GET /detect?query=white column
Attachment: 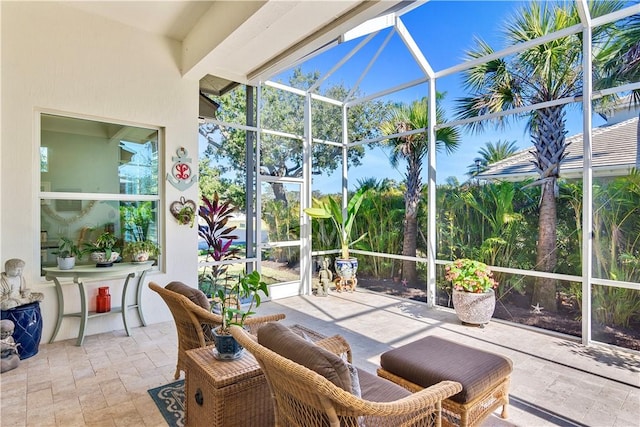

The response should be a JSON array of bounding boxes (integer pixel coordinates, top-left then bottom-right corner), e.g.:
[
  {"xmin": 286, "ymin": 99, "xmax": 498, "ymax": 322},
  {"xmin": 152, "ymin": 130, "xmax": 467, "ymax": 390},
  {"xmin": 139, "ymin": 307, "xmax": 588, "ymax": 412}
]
[
  {"xmin": 578, "ymin": 0, "xmax": 593, "ymax": 345},
  {"xmin": 427, "ymin": 78, "xmax": 437, "ymax": 308}
]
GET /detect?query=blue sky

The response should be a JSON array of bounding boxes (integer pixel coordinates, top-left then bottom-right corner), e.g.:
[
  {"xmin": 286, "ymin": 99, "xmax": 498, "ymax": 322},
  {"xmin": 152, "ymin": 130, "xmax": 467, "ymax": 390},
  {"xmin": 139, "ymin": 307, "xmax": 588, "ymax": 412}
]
[{"xmin": 271, "ymin": 0, "xmax": 611, "ymax": 191}]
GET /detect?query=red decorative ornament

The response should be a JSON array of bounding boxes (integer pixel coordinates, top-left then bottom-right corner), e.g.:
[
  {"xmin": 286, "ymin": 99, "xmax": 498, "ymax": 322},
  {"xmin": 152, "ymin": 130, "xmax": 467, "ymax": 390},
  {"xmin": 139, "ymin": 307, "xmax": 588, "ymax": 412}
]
[
  {"xmin": 167, "ymin": 147, "xmax": 196, "ymax": 190},
  {"xmin": 96, "ymin": 287, "xmax": 111, "ymax": 313}
]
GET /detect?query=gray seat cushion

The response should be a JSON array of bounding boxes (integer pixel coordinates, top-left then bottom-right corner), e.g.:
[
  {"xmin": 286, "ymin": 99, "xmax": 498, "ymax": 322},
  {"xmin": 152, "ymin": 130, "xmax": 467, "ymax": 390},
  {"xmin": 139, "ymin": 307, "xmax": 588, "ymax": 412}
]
[
  {"xmin": 380, "ymin": 336, "xmax": 512, "ymax": 404},
  {"xmin": 165, "ymin": 281, "xmax": 210, "ymax": 311},
  {"xmin": 357, "ymin": 368, "xmax": 411, "ymax": 402},
  {"xmin": 258, "ymin": 322, "xmax": 352, "ymax": 393}
]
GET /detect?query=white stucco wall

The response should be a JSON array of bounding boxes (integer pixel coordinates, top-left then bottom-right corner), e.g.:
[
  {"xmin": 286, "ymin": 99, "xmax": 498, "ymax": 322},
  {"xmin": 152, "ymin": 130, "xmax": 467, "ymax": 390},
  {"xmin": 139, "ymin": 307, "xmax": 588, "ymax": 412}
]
[{"xmin": 1, "ymin": 2, "xmax": 200, "ymax": 342}]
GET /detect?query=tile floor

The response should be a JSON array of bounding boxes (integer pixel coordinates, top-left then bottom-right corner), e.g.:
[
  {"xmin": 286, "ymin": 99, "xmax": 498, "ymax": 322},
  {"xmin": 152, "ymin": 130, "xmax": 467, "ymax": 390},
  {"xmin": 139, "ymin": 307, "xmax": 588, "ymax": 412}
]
[{"xmin": 1, "ymin": 289, "xmax": 639, "ymax": 426}]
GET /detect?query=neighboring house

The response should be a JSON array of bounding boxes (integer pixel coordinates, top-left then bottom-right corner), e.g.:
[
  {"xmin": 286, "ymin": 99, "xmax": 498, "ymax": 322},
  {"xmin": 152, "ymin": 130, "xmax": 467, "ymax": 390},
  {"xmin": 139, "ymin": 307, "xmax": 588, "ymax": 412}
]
[{"xmin": 480, "ymin": 108, "xmax": 639, "ymax": 182}]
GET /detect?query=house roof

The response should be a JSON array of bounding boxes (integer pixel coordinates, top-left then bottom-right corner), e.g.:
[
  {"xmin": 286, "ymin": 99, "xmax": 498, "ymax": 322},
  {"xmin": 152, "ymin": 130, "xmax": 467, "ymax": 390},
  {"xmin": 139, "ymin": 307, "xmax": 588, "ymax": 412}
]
[{"xmin": 479, "ymin": 116, "xmax": 640, "ymax": 181}]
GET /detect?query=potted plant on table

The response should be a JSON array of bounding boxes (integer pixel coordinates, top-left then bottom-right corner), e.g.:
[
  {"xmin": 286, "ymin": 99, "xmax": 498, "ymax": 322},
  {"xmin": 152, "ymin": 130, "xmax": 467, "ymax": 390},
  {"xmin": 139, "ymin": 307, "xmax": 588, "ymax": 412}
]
[
  {"xmin": 122, "ymin": 240, "xmax": 160, "ymax": 263},
  {"xmin": 53, "ymin": 237, "xmax": 82, "ymax": 270},
  {"xmin": 304, "ymin": 187, "xmax": 369, "ymax": 283},
  {"xmin": 212, "ymin": 270, "xmax": 270, "ymax": 360},
  {"xmin": 83, "ymin": 231, "xmax": 120, "ymax": 267},
  {"xmin": 445, "ymin": 258, "xmax": 498, "ymax": 327}
]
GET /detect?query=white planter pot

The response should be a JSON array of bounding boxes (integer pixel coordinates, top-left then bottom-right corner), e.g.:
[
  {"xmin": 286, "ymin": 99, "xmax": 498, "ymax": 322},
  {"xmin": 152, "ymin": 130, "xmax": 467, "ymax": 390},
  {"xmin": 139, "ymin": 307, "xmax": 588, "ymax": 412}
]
[
  {"xmin": 90, "ymin": 251, "xmax": 119, "ymax": 266},
  {"xmin": 335, "ymin": 258, "xmax": 358, "ymax": 279},
  {"xmin": 131, "ymin": 251, "xmax": 150, "ymax": 263},
  {"xmin": 57, "ymin": 256, "xmax": 76, "ymax": 270},
  {"xmin": 452, "ymin": 289, "xmax": 496, "ymax": 326}
]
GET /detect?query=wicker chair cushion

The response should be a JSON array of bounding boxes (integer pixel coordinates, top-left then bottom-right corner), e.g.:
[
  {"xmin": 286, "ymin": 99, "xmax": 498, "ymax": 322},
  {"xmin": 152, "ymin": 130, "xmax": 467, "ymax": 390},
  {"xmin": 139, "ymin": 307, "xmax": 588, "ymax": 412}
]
[
  {"xmin": 258, "ymin": 322, "xmax": 352, "ymax": 393},
  {"xmin": 165, "ymin": 281, "xmax": 211, "ymax": 311},
  {"xmin": 357, "ymin": 368, "xmax": 411, "ymax": 402},
  {"xmin": 380, "ymin": 336, "xmax": 513, "ymax": 404}
]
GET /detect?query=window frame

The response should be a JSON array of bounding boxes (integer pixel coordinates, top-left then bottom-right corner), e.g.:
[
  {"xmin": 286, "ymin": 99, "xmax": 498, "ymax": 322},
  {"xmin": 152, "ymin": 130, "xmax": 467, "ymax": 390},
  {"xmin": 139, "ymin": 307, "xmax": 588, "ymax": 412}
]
[{"xmin": 37, "ymin": 110, "xmax": 164, "ymax": 275}]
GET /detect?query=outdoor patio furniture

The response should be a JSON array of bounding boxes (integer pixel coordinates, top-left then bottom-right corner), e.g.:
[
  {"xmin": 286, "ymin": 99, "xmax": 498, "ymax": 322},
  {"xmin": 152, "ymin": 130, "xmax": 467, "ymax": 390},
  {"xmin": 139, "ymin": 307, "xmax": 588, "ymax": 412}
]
[
  {"xmin": 184, "ymin": 324, "xmax": 327, "ymax": 427},
  {"xmin": 149, "ymin": 281, "xmax": 285, "ymax": 379},
  {"xmin": 230, "ymin": 322, "xmax": 462, "ymax": 427},
  {"xmin": 377, "ymin": 336, "xmax": 513, "ymax": 427}
]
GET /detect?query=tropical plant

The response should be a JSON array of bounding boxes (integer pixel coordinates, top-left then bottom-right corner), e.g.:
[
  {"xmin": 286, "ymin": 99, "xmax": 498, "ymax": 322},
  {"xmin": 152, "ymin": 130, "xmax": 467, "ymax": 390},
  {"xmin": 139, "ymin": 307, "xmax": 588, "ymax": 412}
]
[
  {"xmin": 53, "ymin": 237, "xmax": 82, "ymax": 259},
  {"xmin": 597, "ymin": 13, "xmax": 640, "ymax": 103},
  {"xmin": 304, "ymin": 186, "xmax": 370, "ymax": 260},
  {"xmin": 122, "ymin": 240, "xmax": 160, "ymax": 260},
  {"xmin": 466, "ymin": 140, "xmax": 519, "ymax": 177},
  {"xmin": 82, "ymin": 231, "xmax": 119, "ymax": 260},
  {"xmin": 214, "ymin": 270, "xmax": 270, "ymax": 333},
  {"xmin": 445, "ymin": 259, "xmax": 498, "ymax": 293},
  {"xmin": 198, "ymin": 193, "xmax": 240, "ymax": 296},
  {"xmin": 454, "ymin": 0, "xmax": 625, "ymax": 311},
  {"xmin": 380, "ymin": 95, "xmax": 461, "ymax": 285},
  {"xmin": 355, "ymin": 178, "xmax": 405, "ymax": 278},
  {"xmin": 120, "ymin": 202, "xmax": 154, "ymax": 242},
  {"xmin": 593, "ymin": 169, "xmax": 640, "ymax": 283},
  {"xmin": 177, "ymin": 204, "xmax": 196, "ymax": 227},
  {"xmin": 262, "ymin": 196, "xmax": 300, "ymax": 265}
]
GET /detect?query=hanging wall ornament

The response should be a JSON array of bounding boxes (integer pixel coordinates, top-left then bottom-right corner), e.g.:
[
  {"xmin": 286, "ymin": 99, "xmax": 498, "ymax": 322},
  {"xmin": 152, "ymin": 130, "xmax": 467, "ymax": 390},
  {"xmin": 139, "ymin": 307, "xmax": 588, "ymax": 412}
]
[
  {"xmin": 166, "ymin": 147, "xmax": 197, "ymax": 191},
  {"xmin": 170, "ymin": 197, "xmax": 197, "ymax": 227}
]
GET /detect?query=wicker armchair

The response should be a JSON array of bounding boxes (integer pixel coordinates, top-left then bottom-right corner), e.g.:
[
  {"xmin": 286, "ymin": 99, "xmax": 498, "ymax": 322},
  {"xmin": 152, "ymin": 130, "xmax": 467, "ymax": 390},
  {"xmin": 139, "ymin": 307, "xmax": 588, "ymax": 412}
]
[
  {"xmin": 230, "ymin": 324, "xmax": 462, "ymax": 427},
  {"xmin": 149, "ymin": 281, "xmax": 285, "ymax": 379}
]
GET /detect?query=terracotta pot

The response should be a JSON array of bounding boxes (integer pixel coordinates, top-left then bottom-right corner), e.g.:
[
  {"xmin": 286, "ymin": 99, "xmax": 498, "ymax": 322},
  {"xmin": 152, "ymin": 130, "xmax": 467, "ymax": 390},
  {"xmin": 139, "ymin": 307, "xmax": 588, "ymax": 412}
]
[{"xmin": 452, "ymin": 289, "xmax": 495, "ymax": 326}]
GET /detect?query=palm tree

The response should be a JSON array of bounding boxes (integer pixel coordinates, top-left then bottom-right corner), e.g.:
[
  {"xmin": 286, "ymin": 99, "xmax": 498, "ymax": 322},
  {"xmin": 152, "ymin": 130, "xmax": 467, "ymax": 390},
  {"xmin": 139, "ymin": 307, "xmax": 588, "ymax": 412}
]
[
  {"xmin": 454, "ymin": 1, "xmax": 624, "ymax": 311},
  {"xmin": 466, "ymin": 140, "xmax": 519, "ymax": 177},
  {"xmin": 381, "ymin": 96, "xmax": 460, "ymax": 285},
  {"xmin": 597, "ymin": 13, "xmax": 640, "ymax": 102},
  {"xmin": 598, "ymin": 13, "xmax": 640, "ymax": 168}
]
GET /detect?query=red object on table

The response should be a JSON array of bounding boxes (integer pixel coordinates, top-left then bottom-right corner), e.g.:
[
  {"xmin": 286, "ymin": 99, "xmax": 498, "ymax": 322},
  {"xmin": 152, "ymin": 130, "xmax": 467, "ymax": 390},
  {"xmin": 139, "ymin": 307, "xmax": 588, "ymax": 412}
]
[{"xmin": 96, "ymin": 287, "xmax": 111, "ymax": 313}]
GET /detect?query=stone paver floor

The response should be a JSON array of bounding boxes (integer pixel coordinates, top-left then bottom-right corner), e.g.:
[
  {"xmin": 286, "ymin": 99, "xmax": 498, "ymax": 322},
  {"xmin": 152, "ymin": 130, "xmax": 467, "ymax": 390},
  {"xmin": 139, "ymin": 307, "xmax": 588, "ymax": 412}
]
[{"xmin": 1, "ymin": 289, "xmax": 639, "ymax": 426}]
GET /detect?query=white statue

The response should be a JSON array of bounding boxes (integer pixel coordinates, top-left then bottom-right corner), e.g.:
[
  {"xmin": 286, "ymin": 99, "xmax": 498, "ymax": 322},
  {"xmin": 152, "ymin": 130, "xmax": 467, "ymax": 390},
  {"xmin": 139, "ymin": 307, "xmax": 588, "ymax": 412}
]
[
  {"xmin": 1, "ymin": 259, "xmax": 44, "ymax": 310},
  {"xmin": 317, "ymin": 257, "xmax": 333, "ymax": 297},
  {"xmin": 1, "ymin": 319, "xmax": 20, "ymax": 372}
]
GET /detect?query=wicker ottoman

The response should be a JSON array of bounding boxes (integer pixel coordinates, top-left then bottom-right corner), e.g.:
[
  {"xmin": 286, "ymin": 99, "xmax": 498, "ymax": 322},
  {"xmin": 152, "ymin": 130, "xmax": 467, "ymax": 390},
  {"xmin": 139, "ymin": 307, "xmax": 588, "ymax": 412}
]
[{"xmin": 377, "ymin": 336, "xmax": 512, "ymax": 427}]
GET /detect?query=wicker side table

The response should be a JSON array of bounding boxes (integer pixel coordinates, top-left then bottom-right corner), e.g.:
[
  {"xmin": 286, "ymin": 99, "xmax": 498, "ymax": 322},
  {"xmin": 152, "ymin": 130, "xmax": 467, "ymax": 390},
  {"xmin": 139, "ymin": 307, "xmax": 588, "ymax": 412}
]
[{"xmin": 184, "ymin": 345, "xmax": 274, "ymax": 427}]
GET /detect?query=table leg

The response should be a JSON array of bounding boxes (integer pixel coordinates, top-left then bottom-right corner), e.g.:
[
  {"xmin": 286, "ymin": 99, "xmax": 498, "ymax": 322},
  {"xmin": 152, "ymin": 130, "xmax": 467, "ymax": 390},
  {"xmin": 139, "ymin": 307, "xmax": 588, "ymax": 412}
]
[
  {"xmin": 75, "ymin": 278, "xmax": 87, "ymax": 346},
  {"xmin": 48, "ymin": 276, "xmax": 64, "ymax": 344},
  {"xmin": 121, "ymin": 273, "xmax": 135, "ymax": 336},
  {"xmin": 135, "ymin": 269, "xmax": 148, "ymax": 327}
]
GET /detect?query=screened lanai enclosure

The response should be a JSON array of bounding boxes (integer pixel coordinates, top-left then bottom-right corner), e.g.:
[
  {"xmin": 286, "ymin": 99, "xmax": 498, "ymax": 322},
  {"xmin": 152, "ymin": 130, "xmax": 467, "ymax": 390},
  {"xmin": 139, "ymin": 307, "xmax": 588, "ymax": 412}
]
[{"xmin": 197, "ymin": 0, "xmax": 640, "ymax": 351}]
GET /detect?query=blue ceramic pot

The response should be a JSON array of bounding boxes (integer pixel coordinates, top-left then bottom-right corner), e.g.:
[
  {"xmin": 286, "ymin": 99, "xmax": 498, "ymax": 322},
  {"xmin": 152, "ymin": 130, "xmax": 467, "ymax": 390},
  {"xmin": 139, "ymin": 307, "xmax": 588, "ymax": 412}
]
[
  {"xmin": 334, "ymin": 258, "xmax": 358, "ymax": 279},
  {"xmin": 1, "ymin": 301, "xmax": 43, "ymax": 359}
]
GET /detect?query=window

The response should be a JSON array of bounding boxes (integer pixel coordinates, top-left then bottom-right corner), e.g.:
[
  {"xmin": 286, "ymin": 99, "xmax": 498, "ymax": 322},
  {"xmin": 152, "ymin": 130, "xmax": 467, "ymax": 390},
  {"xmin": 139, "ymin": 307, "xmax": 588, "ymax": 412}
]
[{"xmin": 39, "ymin": 113, "xmax": 160, "ymax": 271}]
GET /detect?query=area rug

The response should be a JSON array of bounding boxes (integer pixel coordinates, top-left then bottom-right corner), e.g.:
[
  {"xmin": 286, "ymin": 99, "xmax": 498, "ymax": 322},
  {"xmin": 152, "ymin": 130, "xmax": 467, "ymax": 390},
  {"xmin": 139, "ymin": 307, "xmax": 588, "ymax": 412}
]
[{"xmin": 148, "ymin": 379, "xmax": 185, "ymax": 427}]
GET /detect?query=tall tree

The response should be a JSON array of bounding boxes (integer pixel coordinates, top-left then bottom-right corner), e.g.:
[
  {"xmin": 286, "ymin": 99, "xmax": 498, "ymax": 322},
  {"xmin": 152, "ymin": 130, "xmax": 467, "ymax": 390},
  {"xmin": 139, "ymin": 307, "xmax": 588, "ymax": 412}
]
[
  {"xmin": 454, "ymin": 1, "xmax": 624, "ymax": 311},
  {"xmin": 597, "ymin": 13, "xmax": 640, "ymax": 102},
  {"xmin": 199, "ymin": 68, "xmax": 392, "ymax": 206},
  {"xmin": 381, "ymin": 96, "xmax": 460, "ymax": 285},
  {"xmin": 466, "ymin": 140, "xmax": 519, "ymax": 177}
]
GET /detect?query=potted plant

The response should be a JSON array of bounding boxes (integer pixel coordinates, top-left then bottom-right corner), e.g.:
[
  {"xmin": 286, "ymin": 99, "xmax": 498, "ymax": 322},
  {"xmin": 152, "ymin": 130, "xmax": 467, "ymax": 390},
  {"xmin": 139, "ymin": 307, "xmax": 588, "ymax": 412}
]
[
  {"xmin": 53, "ymin": 237, "xmax": 82, "ymax": 270},
  {"xmin": 83, "ymin": 231, "xmax": 120, "ymax": 267},
  {"xmin": 304, "ymin": 187, "xmax": 369, "ymax": 281},
  {"xmin": 177, "ymin": 204, "xmax": 196, "ymax": 226},
  {"xmin": 445, "ymin": 258, "xmax": 498, "ymax": 326},
  {"xmin": 212, "ymin": 270, "xmax": 270, "ymax": 360},
  {"xmin": 122, "ymin": 240, "xmax": 160, "ymax": 263}
]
